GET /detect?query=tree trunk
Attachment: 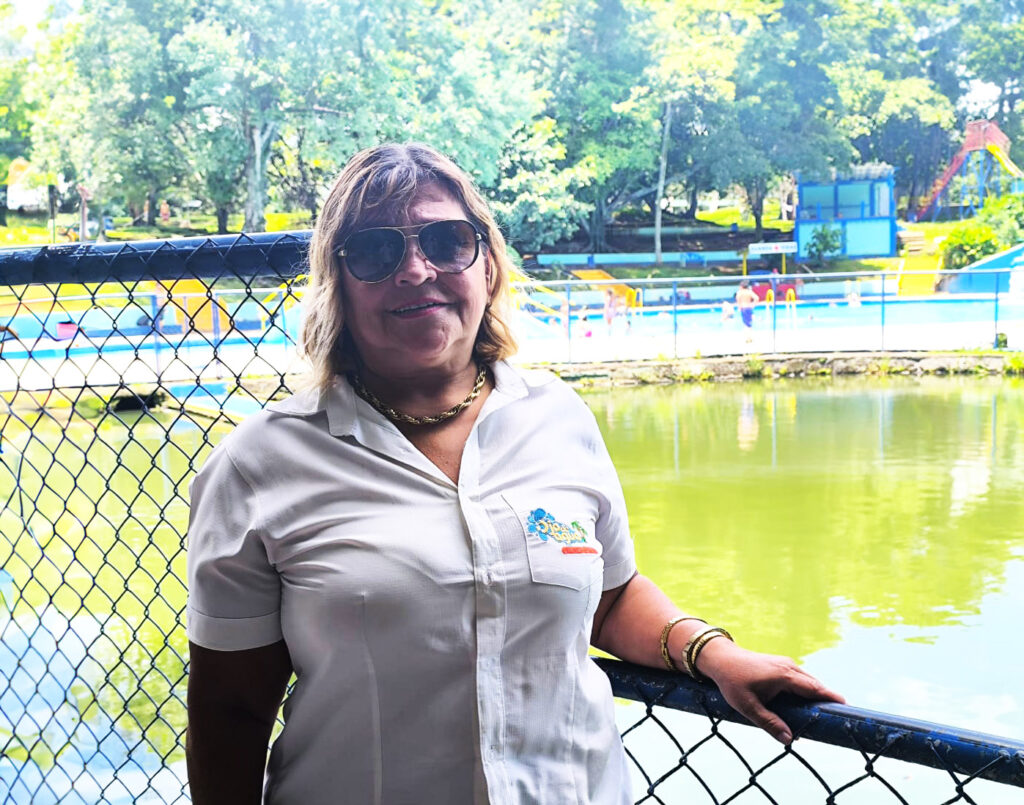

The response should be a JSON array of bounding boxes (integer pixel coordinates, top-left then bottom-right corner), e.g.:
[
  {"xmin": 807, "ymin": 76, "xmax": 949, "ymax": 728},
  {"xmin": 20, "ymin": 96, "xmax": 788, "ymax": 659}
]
[
  {"xmin": 587, "ymin": 194, "xmax": 608, "ymax": 253},
  {"xmin": 654, "ymin": 101, "xmax": 673, "ymax": 265},
  {"xmin": 685, "ymin": 185, "xmax": 698, "ymax": 218},
  {"xmin": 747, "ymin": 182, "xmax": 765, "ymax": 236},
  {"xmin": 146, "ymin": 190, "xmax": 158, "ymax": 226},
  {"xmin": 592, "ymin": 195, "xmax": 609, "ymax": 252},
  {"xmin": 0, "ymin": 185, "xmax": 7, "ymax": 227},
  {"xmin": 216, "ymin": 206, "xmax": 230, "ymax": 234},
  {"xmin": 243, "ymin": 121, "xmax": 278, "ymax": 233}
]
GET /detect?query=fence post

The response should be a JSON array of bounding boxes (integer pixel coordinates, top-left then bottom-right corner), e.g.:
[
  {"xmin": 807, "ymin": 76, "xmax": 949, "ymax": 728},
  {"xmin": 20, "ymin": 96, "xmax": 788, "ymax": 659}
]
[
  {"xmin": 566, "ymin": 281, "xmax": 572, "ymax": 364},
  {"xmin": 149, "ymin": 291, "xmax": 162, "ymax": 377},
  {"xmin": 993, "ymin": 271, "xmax": 1001, "ymax": 348},
  {"xmin": 880, "ymin": 271, "xmax": 887, "ymax": 351},
  {"xmin": 672, "ymin": 280, "xmax": 678, "ymax": 359}
]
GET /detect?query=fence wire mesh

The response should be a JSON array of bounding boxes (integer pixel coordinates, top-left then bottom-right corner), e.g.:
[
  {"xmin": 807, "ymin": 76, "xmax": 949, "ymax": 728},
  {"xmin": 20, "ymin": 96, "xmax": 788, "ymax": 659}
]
[{"xmin": 1, "ymin": 235, "xmax": 1022, "ymax": 804}]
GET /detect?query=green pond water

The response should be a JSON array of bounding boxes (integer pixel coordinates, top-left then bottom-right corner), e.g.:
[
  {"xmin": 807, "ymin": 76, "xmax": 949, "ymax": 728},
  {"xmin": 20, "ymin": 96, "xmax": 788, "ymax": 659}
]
[
  {"xmin": 1, "ymin": 376, "xmax": 1022, "ymax": 802},
  {"xmin": 590, "ymin": 376, "xmax": 1024, "ymax": 742}
]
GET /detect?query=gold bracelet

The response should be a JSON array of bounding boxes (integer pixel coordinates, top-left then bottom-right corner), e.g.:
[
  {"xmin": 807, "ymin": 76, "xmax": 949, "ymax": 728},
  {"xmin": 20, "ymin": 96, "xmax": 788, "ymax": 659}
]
[
  {"xmin": 682, "ymin": 625, "xmax": 733, "ymax": 679},
  {"xmin": 659, "ymin": 616, "xmax": 706, "ymax": 672}
]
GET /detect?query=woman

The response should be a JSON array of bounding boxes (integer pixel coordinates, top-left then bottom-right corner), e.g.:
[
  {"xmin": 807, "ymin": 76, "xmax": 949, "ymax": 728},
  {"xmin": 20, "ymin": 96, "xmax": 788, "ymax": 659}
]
[{"xmin": 186, "ymin": 143, "xmax": 842, "ymax": 805}]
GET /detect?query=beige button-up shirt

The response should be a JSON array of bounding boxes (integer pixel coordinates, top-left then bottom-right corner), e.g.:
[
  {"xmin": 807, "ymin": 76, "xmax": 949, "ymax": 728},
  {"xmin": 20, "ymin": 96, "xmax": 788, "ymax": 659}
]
[{"xmin": 187, "ymin": 361, "xmax": 637, "ymax": 804}]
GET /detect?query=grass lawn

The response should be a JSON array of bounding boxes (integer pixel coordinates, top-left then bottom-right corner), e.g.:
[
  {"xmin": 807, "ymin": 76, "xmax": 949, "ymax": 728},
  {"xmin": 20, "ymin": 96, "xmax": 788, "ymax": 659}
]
[
  {"xmin": 695, "ymin": 199, "xmax": 795, "ymax": 233},
  {"xmin": 1, "ymin": 211, "xmax": 313, "ymax": 248}
]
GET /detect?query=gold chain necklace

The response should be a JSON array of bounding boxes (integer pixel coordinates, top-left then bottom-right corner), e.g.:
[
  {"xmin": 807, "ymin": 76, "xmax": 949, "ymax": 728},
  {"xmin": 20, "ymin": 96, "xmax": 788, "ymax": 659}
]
[{"xmin": 349, "ymin": 364, "xmax": 488, "ymax": 426}]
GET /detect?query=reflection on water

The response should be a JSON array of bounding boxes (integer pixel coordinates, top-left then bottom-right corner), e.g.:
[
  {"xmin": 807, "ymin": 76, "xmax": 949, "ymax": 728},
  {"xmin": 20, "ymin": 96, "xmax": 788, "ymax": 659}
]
[
  {"xmin": 589, "ymin": 376, "xmax": 1024, "ymax": 738},
  {"xmin": 1, "ymin": 377, "xmax": 1022, "ymax": 800},
  {"xmin": 1, "ymin": 406, "xmax": 211, "ymax": 803}
]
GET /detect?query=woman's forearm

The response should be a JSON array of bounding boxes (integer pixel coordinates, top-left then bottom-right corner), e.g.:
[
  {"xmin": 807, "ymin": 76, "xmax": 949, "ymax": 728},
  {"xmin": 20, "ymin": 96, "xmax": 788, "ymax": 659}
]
[
  {"xmin": 187, "ymin": 640, "xmax": 292, "ymax": 804},
  {"xmin": 186, "ymin": 702, "xmax": 278, "ymax": 804},
  {"xmin": 591, "ymin": 573, "xmax": 705, "ymax": 668}
]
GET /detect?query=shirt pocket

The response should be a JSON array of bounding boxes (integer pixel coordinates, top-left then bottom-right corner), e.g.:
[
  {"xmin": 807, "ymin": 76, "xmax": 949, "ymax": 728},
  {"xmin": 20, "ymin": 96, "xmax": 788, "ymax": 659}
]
[{"xmin": 503, "ymin": 490, "xmax": 602, "ymax": 591}]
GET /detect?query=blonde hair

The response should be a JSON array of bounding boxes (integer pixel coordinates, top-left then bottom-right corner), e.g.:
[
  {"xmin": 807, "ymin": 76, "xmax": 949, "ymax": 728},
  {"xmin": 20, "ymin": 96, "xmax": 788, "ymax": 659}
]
[{"xmin": 300, "ymin": 143, "xmax": 518, "ymax": 392}]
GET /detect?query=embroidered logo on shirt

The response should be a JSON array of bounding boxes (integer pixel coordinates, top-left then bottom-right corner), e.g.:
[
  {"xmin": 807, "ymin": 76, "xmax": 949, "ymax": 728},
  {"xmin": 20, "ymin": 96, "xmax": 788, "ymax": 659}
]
[{"xmin": 526, "ymin": 508, "xmax": 598, "ymax": 555}]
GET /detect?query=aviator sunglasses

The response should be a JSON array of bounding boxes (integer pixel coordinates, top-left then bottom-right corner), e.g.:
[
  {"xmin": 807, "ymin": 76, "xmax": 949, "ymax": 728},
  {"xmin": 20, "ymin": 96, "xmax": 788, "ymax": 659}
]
[{"xmin": 338, "ymin": 219, "xmax": 483, "ymax": 283}]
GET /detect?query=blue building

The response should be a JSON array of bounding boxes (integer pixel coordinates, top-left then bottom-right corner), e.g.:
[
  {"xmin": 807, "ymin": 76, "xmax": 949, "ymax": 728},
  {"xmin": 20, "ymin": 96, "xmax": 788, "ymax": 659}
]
[{"xmin": 795, "ymin": 164, "xmax": 897, "ymax": 259}]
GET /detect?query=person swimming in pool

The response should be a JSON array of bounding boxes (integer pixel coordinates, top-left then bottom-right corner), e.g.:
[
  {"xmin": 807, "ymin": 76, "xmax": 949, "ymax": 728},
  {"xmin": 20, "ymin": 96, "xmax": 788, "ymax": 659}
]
[{"xmin": 736, "ymin": 279, "xmax": 758, "ymax": 341}]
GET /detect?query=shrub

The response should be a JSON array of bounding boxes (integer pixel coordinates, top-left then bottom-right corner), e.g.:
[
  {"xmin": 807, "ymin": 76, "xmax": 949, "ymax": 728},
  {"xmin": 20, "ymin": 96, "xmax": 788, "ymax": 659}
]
[
  {"xmin": 976, "ymin": 193, "xmax": 1024, "ymax": 247},
  {"xmin": 743, "ymin": 356, "xmax": 765, "ymax": 378},
  {"xmin": 941, "ymin": 221, "xmax": 1001, "ymax": 269},
  {"xmin": 806, "ymin": 224, "xmax": 843, "ymax": 266}
]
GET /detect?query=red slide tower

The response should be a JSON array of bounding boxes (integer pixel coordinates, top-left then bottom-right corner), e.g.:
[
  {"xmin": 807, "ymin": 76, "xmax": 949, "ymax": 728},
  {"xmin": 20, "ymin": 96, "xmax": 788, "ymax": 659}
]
[{"xmin": 916, "ymin": 119, "xmax": 1024, "ymax": 221}]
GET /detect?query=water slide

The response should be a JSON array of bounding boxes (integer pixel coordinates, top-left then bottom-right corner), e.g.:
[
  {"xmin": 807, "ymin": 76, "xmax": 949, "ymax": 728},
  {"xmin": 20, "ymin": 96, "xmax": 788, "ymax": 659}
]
[
  {"xmin": 569, "ymin": 269, "xmax": 639, "ymax": 305},
  {"xmin": 917, "ymin": 151, "xmax": 968, "ymax": 219},
  {"xmin": 917, "ymin": 120, "xmax": 1021, "ymax": 219},
  {"xmin": 509, "ymin": 267, "xmax": 566, "ymax": 318},
  {"xmin": 987, "ymin": 144, "xmax": 1024, "ymax": 179}
]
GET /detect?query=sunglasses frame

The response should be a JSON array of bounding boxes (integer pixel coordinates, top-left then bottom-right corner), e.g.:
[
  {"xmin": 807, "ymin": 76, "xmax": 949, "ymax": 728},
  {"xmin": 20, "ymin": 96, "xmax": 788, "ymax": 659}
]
[{"xmin": 337, "ymin": 219, "xmax": 484, "ymax": 284}]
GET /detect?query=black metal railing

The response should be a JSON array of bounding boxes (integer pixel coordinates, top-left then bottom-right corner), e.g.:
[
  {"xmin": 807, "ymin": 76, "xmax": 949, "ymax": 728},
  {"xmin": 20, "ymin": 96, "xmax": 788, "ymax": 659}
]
[
  {"xmin": 599, "ymin": 659, "xmax": 1024, "ymax": 803},
  {"xmin": 1, "ymin": 235, "xmax": 1022, "ymax": 803}
]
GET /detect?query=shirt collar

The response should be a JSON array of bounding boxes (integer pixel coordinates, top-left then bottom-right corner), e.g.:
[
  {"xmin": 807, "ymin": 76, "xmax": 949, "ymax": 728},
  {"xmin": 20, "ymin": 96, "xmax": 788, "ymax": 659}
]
[{"xmin": 263, "ymin": 360, "xmax": 556, "ymax": 437}]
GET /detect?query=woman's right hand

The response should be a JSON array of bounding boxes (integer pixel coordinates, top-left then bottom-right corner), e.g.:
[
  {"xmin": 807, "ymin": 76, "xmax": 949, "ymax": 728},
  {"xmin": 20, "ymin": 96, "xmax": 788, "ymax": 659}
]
[{"xmin": 696, "ymin": 638, "xmax": 844, "ymax": 744}]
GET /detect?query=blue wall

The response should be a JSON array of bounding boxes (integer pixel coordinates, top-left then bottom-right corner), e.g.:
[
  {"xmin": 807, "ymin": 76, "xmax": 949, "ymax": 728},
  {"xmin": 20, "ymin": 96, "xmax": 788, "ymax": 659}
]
[
  {"xmin": 946, "ymin": 243, "xmax": 1024, "ymax": 294},
  {"xmin": 796, "ymin": 174, "xmax": 897, "ymax": 259}
]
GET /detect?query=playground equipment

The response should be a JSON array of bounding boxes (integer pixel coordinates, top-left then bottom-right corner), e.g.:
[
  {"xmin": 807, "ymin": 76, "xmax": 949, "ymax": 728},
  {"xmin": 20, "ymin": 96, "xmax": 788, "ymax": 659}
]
[
  {"xmin": 896, "ymin": 257, "xmax": 938, "ymax": 297},
  {"xmin": 916, "ymin": 119, "xmax": 1024, "ymax": 221},
  {"xmin": 508, "ymin": 267, "xmax": 569, "ymax": 320},
  {"xmin": 569, "ymin": 269, "xmax": 641, "ymax": 307}
]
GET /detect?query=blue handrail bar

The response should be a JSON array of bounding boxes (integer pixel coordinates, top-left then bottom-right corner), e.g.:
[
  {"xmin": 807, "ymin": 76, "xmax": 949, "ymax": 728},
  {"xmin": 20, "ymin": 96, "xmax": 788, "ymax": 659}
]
[{"xmin": 596, "ymin": 658, "xmax": 1024, "ymax": 789}]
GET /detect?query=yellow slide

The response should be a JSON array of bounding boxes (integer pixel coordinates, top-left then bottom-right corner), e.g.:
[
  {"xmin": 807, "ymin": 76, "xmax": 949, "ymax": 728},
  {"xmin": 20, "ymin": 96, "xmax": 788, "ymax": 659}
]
[
  {"xmin": 509, "ymin": 268, "xmax": 565, "ymax": 317},
  {"xmin": 987, "ymin": 144, "xmax": 1024, "ymax": 179},
  {"xmin": 897, "ymin": 257, "xmax": 938, "ymax": 296},
  {"xmin": 569, "ymin": 269, "xmax": 640, "ymax": 306}
]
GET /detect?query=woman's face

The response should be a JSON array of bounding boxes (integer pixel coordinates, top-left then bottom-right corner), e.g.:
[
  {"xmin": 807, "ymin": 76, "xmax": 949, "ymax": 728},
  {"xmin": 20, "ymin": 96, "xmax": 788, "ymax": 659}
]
[{"xmin": 339, "ymin": 183, "xmax": 490, "ymax": 381}]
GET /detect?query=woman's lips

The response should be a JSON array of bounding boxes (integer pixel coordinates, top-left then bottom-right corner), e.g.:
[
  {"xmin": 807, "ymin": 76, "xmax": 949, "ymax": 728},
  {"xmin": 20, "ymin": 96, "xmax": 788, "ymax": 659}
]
[{"xmin": 390, "ymin": 300, "xmax": 450, "ymax": 318}]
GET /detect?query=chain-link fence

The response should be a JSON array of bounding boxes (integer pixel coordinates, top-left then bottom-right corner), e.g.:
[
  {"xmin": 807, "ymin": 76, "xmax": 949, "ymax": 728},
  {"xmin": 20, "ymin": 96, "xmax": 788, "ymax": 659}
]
[{"xmin": 1, "ymin": 235, "xmax": 1022, "ymax": 803}]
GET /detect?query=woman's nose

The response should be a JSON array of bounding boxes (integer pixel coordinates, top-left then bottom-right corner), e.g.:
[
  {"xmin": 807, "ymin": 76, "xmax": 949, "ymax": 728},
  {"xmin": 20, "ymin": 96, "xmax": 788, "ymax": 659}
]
[{"xmin": 393, "ymin": 236, "xmax": 435, "ymax": 284}]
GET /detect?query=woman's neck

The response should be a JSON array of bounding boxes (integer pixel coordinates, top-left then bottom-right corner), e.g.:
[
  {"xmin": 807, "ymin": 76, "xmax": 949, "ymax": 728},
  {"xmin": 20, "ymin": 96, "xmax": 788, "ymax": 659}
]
[{"xmin": 356, "ymin": 359, "xmax": 484, "ymax": 420}]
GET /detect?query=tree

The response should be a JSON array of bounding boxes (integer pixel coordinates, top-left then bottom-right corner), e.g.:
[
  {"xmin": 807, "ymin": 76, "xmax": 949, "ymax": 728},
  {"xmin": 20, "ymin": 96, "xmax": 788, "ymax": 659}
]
[
  {"xmin": 838, "ymin": 73, "xmax": 956, "ymax": 210},
  {"xmin": 488, "ymin": 117, "xmax": 594, "ymax": 254},
  {"xmin": 0, "ymin": 3, "xmax": 37, "ymax": 226},
  {"xmin": 528, "ymin": 0, "xmax": 658, "ymax": 250},
  {"xmin": 730, "ymin": 0, "xmax": 852, "ymax": 233},
  {"xmin": 826, "ymin": 0, "xmax": 958, "ymax": 211},
  {"xmin": 641, "ymin": 1, "xmax": 756, "ymax": 260},
  {"xmin": 961, "ymin": 0, "xmax": 1024, "ymax": 143},
  {"xmin": 29, "ymin": 0, "xmax": 196, "ymax": 226}
]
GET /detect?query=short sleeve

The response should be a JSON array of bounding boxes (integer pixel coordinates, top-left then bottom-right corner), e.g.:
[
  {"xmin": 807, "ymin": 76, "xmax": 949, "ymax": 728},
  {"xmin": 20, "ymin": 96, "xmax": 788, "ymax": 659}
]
[
  {"xmin": 186, "ymin": 439, "xmax": 283, "ymax": 650},
  {"xmin": 583, "ymin": 408, "xmax": 637, "ymax": 590}
]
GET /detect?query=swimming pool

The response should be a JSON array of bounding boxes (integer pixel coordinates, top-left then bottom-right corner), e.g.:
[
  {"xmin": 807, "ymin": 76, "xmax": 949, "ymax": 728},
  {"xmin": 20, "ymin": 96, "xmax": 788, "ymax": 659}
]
[{"xmin": 2, "ymin": 291, "xmax": 1022, "ymax": 393}]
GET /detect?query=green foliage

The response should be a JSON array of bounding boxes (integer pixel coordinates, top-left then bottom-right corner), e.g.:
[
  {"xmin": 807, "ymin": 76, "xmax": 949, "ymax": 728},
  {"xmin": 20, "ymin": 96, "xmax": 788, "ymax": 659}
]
[
  {"xmin": 807, "ymin": 224, "xmax": 843, "ymax": 265},
  {"xmin": 9, "ymin": 0, "xmax": 1023, "ymax": 245},
  {"xmin": 941, "ymin": 222, "xmax": 1001, "ymax": 270},
  {"xmin": 976, "ymin": 194, "xmax": 1024, "ymax": 248},
  {"xmin": 489, "ymin": 119, "xmax": 594, "ymax": 253},
  {"xmin": 743, "ymin": 356, "xmax": 765, "ymax": 378},
  {"xmin": 941, "ymin": 195, "xmax": 1024, "ymax": 270}
]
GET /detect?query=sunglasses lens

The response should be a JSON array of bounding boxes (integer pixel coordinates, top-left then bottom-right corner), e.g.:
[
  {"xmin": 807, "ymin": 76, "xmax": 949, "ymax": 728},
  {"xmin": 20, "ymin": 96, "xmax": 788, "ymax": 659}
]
[
  {"xmin": 341, "ymin": 220, "xmax": 480, "ymax": 282},
  {"xmin": 343, "ymin": 228, "xmax": 406, "ymax": 282},
  {"xmin": 419, "ymin": 220, "xmax": 479, "ymax": 272}
]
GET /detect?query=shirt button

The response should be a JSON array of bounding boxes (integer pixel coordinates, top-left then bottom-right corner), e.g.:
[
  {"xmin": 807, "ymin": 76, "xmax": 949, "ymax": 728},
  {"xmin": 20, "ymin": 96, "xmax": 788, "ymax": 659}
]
[{"xmin": 483, "ymin": 570, "xmax": 495, "ymax": 586}]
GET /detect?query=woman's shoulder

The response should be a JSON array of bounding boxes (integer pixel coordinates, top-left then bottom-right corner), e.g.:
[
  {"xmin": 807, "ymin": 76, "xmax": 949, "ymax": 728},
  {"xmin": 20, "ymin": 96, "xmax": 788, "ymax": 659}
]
[
  {"xmin": 497, "ymin": 361, "xmax": 593, "ymax": 414},
  {"xmin": 213, "ymin": 386, "xmax": 329, "ymax": 459}
]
